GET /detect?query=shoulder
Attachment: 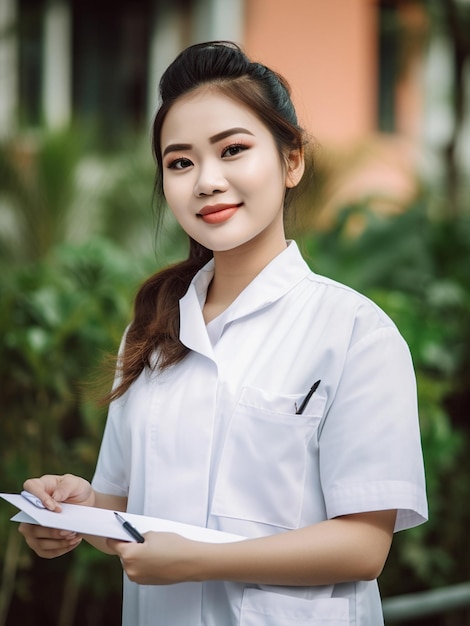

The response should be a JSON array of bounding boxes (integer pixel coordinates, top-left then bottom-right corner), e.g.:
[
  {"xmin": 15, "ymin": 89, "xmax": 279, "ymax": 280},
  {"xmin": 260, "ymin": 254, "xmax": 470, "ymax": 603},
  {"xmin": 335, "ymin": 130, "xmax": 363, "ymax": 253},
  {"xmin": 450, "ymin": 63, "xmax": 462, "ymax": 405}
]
[
  {"xmin": 304, "ymin": 269, "xmax": 399, "ymax": 336},
  {"xmin": 289, "ymin": 242, "xmax": 396, "ymax": 332}
]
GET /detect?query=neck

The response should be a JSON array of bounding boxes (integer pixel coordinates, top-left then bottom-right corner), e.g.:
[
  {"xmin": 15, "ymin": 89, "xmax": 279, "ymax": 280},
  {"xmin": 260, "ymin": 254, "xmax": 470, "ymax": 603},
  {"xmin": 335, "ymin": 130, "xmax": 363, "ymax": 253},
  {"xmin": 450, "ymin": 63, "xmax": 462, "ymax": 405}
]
[{"xmin": 203, "ymin": 231, "xmax": 287, "ymax": 323}]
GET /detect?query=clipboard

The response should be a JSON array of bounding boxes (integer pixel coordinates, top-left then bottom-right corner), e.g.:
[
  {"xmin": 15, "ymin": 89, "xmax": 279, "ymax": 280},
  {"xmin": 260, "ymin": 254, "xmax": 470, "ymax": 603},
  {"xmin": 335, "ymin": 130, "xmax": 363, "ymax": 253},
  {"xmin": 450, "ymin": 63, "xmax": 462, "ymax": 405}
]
[{"xmin": 0, "ymin": 493, "xmax": 245, "ymax": 544}]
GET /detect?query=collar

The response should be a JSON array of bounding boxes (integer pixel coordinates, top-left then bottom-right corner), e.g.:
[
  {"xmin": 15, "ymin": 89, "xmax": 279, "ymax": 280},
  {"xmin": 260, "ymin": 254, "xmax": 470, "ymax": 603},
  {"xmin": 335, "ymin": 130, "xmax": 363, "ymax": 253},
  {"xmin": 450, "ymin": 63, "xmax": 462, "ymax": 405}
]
[{"xmin": 179, "ymin": 241, "xmax": 311, "ymax": 358}]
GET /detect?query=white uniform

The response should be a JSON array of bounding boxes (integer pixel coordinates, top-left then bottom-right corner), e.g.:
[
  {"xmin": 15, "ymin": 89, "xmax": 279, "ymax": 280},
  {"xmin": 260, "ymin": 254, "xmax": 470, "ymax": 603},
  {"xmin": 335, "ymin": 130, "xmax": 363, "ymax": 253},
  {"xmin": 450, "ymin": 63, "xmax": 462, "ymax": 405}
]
[{"xmin": 92, "ymin": 241, "xmax": 427, "ymax": 626}]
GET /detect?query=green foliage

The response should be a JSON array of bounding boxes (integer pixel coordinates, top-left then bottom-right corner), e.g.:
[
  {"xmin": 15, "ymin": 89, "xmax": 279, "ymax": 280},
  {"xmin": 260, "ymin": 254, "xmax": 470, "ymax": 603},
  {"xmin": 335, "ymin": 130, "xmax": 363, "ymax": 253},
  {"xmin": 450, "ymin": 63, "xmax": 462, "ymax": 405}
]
[
  {"xmin": 0, "ymin": 130, "xmax": 84, "ymax": 261},
  {"xmin": 0, "ymin": 237, "xmax": 146, "ymax": 485},
  {"xmin": 0, "ymin": 237, "xmax": 155, "ymax": 624},
  {"xmin": 300, "ymin": 195, "xmax": 470, "ymax": 594},
  {"xmin": 0, "ymin": 131, "xmax": 158, "ymax": 265}
]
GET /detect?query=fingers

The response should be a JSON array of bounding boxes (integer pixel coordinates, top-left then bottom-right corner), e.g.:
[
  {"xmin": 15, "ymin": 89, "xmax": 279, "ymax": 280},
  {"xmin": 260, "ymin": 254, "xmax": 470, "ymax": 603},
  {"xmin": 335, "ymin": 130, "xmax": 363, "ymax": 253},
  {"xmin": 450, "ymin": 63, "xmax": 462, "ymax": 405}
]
[
  {"xmin": 107, "ymin": 538, "xmax": 148, "ymax": 583},
  {"xmin": 108, "ymin": 533, "xmax": 196, "ymax": 585},
  {"xmin": 23, "ymin": 474, "xmax": 93, "ymax": 510},
  {"xmin": 18, "ymin": 523, "xmax": 82, "ymax": 559},
  {"xmin": 106, "ymin": 538, "xmax": 134, "ymax": 557},
  {"xmin": 23, "ymin": 476, "xmax": 63, "ymax": 511},
  {"xmin": 49, "ymin": 474, "xmax": 91, "ymax": 506},
  {"xmin": 19, "ymin": 474, "xmax": 94, "ymax": 561},
  {"xmin": 106, "ymin": 538, "xmax": 120, "ymax": 555}
]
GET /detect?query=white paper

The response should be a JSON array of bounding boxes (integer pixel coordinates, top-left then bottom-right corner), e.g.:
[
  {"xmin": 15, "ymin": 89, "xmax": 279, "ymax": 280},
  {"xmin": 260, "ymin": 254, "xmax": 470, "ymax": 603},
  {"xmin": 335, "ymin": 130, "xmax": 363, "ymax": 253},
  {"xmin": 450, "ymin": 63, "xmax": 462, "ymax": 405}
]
[{"xmin": 1, "ymin": 493, "xmax": 245, "ymax": 544}]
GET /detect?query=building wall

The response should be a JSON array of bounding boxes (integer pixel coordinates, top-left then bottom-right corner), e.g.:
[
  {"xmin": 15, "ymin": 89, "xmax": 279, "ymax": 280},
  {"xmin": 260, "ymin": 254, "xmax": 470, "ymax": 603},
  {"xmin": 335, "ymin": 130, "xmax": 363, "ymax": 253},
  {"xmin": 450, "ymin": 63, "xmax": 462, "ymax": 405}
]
[
  {"xmin": 243, "ymin": 0, "xmax": 377, "ymax": 146},
  {"xmin": 5, "ymin": 0, "xmax": 424, "ymax": 149}
]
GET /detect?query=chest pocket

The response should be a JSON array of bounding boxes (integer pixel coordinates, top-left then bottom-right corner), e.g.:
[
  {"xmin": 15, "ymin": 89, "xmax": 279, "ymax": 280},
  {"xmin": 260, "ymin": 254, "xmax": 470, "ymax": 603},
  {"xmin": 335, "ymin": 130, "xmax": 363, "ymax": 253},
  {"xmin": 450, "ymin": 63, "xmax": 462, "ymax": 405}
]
[{"xmin": 211, "ymin": 386, "xmax": 326, "ymax": 530}]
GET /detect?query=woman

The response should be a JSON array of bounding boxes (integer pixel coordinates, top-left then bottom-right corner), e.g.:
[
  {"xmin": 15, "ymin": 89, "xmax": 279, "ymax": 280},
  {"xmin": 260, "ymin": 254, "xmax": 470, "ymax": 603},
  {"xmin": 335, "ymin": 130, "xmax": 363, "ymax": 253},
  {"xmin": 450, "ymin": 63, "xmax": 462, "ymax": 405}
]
[{"xmin": 20, "ymin": 41, "xmax": 427, "ymax": 626}]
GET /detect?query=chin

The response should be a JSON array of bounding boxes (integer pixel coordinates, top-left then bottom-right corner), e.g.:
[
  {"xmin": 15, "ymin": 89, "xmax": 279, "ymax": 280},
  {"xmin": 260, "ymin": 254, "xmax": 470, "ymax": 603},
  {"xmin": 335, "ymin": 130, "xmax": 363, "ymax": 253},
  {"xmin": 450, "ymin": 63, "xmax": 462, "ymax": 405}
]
[{"xmin": 203, "ymin": 238, "xmax": 255, "ymax": 254}]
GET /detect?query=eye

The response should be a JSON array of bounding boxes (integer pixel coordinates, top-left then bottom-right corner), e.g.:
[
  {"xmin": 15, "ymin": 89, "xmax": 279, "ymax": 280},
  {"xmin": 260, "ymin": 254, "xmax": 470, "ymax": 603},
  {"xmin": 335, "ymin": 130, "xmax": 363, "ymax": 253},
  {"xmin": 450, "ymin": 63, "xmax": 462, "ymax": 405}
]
[
  {"xmin": 167, "ymin": 157, "xmax": 193, "ymax": 170},
  {"xmin": 221, "ymin": 143, "xmax": 249, "ymax": 158}
]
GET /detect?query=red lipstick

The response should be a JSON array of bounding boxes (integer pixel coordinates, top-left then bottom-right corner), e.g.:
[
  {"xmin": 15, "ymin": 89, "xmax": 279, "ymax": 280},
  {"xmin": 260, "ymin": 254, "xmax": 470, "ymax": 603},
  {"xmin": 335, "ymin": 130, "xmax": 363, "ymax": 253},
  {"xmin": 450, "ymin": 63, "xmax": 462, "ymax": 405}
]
[{"xmin": 197, "ymin": 203, "xmax": 241, "ymax": 224}]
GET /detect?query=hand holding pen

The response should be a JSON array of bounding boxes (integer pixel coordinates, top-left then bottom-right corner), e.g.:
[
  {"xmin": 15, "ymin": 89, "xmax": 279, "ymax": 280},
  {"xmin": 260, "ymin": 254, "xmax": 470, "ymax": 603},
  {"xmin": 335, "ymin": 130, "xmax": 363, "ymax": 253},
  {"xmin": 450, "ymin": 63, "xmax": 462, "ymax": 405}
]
[{"xmin": 114, "ymin": 512, "xmax": 145, "ymax": 543}]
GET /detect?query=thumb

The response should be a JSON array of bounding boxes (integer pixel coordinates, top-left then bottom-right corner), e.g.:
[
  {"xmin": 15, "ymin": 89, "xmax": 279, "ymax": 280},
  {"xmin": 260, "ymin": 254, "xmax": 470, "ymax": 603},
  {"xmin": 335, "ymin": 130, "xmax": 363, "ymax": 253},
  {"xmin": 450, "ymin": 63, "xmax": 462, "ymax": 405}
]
[
  {"xmin": 107, "ymin": 538, "xmax": 127, "ymax": 556},
  {"xmin": 51, "ymin": 475, "xmax": 91, "ymax": 506}
]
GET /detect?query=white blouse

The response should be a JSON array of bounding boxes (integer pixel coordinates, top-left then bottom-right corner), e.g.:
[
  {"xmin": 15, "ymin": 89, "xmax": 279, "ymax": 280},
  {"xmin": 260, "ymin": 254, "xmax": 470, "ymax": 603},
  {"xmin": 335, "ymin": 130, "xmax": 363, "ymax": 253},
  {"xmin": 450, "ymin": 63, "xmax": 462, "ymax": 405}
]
[{"xmin": 92, "ymin": 241, "xmax": 427, "ymax": 626}]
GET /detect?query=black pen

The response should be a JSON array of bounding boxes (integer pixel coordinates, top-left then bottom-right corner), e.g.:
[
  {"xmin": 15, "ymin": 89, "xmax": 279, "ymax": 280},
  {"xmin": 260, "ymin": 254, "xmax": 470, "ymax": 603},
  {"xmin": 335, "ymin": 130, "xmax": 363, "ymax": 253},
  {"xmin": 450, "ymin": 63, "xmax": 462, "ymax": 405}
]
[
  {"xmin": 114, "ymin": 512, "xmax": 145, "ymax": 543},
  {"xmin": 296, "ymin": 379, "xmax": 321, "ymax": 415}
]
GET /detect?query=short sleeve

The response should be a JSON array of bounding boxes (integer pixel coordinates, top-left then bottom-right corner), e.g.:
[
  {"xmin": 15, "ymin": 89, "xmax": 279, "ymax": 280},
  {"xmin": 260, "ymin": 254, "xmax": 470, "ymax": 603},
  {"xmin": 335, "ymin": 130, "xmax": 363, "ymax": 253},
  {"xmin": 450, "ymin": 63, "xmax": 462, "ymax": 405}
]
[
  {"xmin": 91, "ymin": 398, "xmax": 130, "ymax": 497},
  {"xmin": 319, "ymin": 326, "xmax": 428, "ymax": 532},
  {"xmin": 91, "ymin": 332, "xmax": 130, "ymax": 497}
]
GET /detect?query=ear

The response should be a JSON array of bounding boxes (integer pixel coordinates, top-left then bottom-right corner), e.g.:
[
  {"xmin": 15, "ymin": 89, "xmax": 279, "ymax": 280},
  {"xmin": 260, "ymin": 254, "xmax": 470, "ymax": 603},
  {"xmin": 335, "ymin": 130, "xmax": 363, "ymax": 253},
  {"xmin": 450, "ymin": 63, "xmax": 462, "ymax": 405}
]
[{"xmin": 285, "ymin": 148, "xmax": 305, "ymax": 189}]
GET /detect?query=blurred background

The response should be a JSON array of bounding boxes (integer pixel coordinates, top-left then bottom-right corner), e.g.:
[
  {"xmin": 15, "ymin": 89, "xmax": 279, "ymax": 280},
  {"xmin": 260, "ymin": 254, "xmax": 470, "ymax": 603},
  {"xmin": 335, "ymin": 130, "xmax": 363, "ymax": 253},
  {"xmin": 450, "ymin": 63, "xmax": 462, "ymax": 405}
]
[{"xmin": 0, "ymin": 0, "xmax": 470, "ymax": 624}]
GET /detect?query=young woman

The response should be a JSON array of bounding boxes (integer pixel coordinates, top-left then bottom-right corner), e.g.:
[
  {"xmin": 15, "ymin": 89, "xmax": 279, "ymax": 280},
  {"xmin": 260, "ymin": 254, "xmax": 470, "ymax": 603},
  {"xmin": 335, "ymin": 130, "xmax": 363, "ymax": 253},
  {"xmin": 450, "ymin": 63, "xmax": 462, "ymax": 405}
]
[{"xmin": 19, "ymin": 41, "xmax": 427, "ymax": 626}]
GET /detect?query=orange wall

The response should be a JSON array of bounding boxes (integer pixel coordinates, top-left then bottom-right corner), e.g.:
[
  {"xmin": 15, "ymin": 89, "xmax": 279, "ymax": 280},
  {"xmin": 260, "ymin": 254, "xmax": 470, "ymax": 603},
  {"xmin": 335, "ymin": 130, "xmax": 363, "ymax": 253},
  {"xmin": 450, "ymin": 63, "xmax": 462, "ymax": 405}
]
[{"xmin": 244, "ymin": 0, "xmax": 377, "ymax": 146}]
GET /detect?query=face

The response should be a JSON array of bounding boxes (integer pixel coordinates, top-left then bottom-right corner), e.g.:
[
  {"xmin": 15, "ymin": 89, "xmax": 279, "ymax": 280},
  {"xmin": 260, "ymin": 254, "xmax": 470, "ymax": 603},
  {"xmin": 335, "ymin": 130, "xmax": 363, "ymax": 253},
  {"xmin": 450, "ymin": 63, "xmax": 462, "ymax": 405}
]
[{"xmin": 160, "ymin": 88, "xmax": 302, "ymax": 254}]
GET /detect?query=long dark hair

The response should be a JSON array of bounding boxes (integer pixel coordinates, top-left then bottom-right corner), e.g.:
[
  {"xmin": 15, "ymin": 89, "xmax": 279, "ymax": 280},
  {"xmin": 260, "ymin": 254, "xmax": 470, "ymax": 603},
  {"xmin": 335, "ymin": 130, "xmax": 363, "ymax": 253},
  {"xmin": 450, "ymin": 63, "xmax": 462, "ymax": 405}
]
[{"xmin": 107, "ymin": 41, "xmax": 312, "ymax": 402}]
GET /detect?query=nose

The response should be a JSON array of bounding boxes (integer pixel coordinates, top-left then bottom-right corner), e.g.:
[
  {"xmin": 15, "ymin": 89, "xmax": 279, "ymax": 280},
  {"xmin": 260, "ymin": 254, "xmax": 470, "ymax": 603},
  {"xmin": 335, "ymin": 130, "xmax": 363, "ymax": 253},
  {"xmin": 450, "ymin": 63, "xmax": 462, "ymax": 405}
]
[{"xmin": 194, "ymin": 160, "xmax": 228, "ymax": 197}]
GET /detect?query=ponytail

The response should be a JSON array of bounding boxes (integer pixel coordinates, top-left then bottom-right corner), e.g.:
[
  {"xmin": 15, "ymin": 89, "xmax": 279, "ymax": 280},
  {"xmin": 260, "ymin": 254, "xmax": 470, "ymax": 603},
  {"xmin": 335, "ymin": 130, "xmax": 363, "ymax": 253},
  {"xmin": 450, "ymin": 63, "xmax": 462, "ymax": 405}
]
[{"xmin": 106, "ymin": 240, "xmax": 212, "ymax": 403}]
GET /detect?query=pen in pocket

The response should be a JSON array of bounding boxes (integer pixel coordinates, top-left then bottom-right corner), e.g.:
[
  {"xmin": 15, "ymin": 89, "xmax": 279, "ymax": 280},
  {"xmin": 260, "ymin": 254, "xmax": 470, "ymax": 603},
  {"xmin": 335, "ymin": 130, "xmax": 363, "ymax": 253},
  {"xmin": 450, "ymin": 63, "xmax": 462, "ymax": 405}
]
[{"xmin": 295, "ymin": 380, "xmax": 321, "ymax": 415}]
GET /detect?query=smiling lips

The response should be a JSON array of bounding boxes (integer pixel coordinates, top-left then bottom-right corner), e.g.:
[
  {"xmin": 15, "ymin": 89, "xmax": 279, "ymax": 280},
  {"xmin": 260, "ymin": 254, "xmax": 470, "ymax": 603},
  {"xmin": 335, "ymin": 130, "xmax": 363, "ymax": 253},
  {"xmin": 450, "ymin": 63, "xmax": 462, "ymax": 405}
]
[{"xmin": 197, "ymin": 203, "xmax": 242, "ymax": 224}]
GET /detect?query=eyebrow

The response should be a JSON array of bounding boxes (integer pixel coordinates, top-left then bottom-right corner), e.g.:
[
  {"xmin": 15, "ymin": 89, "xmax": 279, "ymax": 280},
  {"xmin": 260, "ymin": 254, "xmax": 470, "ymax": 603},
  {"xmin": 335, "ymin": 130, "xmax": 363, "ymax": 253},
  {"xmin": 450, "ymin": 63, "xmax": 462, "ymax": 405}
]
[{"xmin": 162, "ymin": 127, "xmax": 254, "ymax": 157}]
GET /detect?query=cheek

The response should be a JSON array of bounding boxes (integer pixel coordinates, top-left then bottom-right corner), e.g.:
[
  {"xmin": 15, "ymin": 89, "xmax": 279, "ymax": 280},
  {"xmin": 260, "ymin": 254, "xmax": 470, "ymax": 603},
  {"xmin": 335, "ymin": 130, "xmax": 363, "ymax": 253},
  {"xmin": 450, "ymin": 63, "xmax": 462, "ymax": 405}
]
[
  {"xmin": 162, "ymin": 178, "xmax": 186, "ymax": 215},
  {"xmin": 162, "ymin": 176, "xmax": 173, "ymax": 204},
  {"xmin": 241, "ymin": 161, "xmax": 286, "ymax": 206},
  {"xmin": 242, "ymin": 154, "xmax": 285, "ymax": 189}
]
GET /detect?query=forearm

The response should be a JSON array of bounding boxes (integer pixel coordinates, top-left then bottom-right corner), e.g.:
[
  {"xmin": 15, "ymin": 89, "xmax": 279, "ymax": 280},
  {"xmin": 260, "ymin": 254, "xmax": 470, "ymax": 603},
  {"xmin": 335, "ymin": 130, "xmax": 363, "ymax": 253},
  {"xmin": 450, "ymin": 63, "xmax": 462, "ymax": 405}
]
[
  {"xmin": 195, "ymin": 510, "xmax": 396, "ymax": 587},
  {"xmin": 83, "ymin": 534, "xmax": 116, "ymax": 554},
  {"xmin": 83, "ymin": 491, "xmax": 128, "ymax": 555}
]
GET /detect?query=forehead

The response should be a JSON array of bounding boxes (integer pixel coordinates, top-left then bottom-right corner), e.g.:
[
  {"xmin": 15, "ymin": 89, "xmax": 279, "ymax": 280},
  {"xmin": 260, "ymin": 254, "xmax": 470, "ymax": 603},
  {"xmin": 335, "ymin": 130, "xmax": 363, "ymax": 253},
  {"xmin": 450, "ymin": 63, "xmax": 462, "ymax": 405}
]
[{"xmin": 161, "ymin": 87, "xmax": 270, "ymax": 144}]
